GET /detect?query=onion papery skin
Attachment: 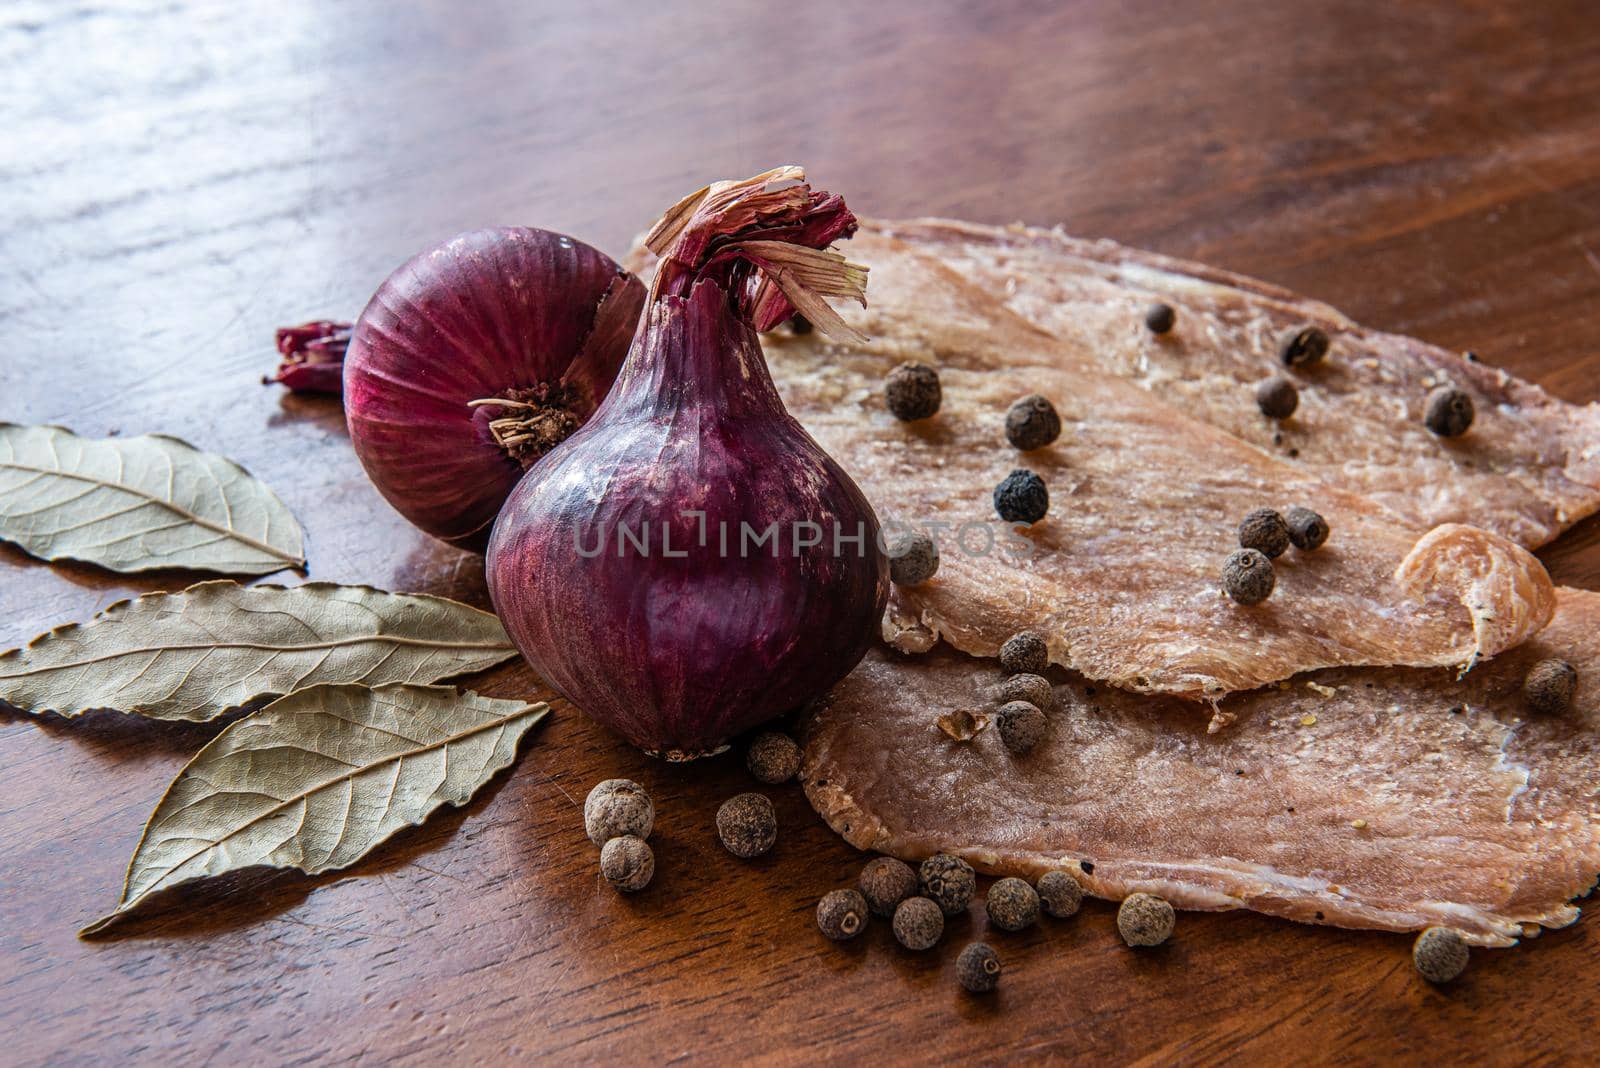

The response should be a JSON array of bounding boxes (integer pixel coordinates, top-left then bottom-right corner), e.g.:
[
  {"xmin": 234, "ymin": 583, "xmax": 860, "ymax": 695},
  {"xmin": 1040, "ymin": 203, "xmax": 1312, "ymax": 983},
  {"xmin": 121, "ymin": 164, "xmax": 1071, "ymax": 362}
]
[
  {"xmin": 487, "ymin": 280, "xmax": 889, "ymax": 758},
  {"xmin": 344, "ymin": 228, "xmax": 645, "ymax": 551}
]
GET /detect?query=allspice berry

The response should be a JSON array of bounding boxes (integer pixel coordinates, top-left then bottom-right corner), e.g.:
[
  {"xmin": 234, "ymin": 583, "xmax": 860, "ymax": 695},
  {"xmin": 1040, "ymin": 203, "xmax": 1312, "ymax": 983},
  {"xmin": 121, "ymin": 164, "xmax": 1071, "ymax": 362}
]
[
  {"xmin": 599, "ymin": 835, "xmax": 654, "ymax": 892},
  {"xmin": 746, "ymin": 732, "xmax": 802, "ymax": 784},
  {"xmin": 816, "ymin": 889, "xmax": 870, "ymax": 941},
  {"xmin": 1524, "ymin": 658, "xmax": 1577, "ymax": 715},
  {"xmin": 1118, "ymin": 892, "xmax": 1175, "ymax": 947},
  {"xmin": 860, "ymin": 857, "xmax": 919, "ymax": 917},
  {"xmin": 985, "ymin": 877, "xmax": 1041, "ymax": 931},
  {"xmin": 999, "ymin": 672, "xmax": 1054, "ymax": 712},
  {"xmin": 999, "ymin": 630, "xmax": 1049, "ymax": 675},
  {"xmin": 993, "ymin": 468, "xmax": 1049, "ymax": 525},
  {"xmin": 1424, "ymin": 386, "xmax": 1475, "ymax": 437},
  {"xmin": 1285, "ymin": 506, "xmax": 1329, "ymax": 551},
  {"xmin": 1005, "ymin": 394, "xmax": 1062, "ymax": 452},
  {"xmin": 584, "ymin": 779, "xmax": 654, "ymax": 846},
  {"xmin": 892, "ymin": 896, "xmax": 945, "ymax": 951},
  {"xmin": 716, "ymin": 793, "xmax": 777, "ymax": 859},
  {"xmin": 888, "ymin": 531, "xmax": 939, "ymax": 587},
  {"xmin": 956, "ymin": 942, "xmax": 1002, "ymax": 993},
  {"xmin": 885, "ymin": 361, "xmax": 942, "ymax": 421},
  {"xmin": 1279, "ymin": 325, "xmax": 1330, "ymax": 367},
  {"xmin": 1412, "ymin": 926, "xmax": 1469, "ymax": 984},
  {"xmin": 1256, "ymin": 375, "xmax": 1299, "ymax": 419},
  {"xmin": 919, "ymin": 853, "xmax": 977, "ymax": 916},
  {"xmin": 1144, "ymin": 302, "xmax": 1176, "ymax": 335},
  {"xmin": 1238, "ymin": 508, "xmax": 1291, "ymax": 559},
  {"xmin": 1222, "ymin": 548, "xmax": 1275, "ymax": 605},
  {"xmin": 996, "ymin": 700, "xmax": 1047, "ymax": 756},
  {"xmin": 1036, "ymin": 870, "xmax": 1083, "ymax": 918}
]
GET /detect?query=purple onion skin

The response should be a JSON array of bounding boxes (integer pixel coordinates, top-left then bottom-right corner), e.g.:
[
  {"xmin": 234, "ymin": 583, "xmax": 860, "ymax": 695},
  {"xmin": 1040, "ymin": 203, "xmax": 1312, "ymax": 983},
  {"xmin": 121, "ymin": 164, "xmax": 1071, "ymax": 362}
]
[
  {"xmin": 344, "ymin": 228, "xmax": 645, "ymax": 551},
  {"xmin": 487, "ymin": 280, "xmax": 889, "ymax": 758}
]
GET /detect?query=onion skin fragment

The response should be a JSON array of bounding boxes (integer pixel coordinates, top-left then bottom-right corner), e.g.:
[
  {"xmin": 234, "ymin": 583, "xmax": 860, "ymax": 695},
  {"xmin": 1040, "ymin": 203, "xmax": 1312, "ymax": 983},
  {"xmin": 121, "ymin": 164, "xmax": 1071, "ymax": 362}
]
[
  {"xmin": 266, "ymin": 320, "xmax": 351, "ymax": 394},
  {"xmin": 342, "ymin": 228, "xmax": 645, "ymax": 551},
  {"xmin": 486, "ymin": 169, "xmax": 887, "ymax": 759}
]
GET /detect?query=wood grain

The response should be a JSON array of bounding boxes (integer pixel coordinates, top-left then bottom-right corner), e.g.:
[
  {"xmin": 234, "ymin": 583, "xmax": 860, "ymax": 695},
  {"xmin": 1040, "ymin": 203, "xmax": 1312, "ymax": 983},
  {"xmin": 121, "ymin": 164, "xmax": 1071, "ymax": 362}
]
[{"xmin": 2, "ymin": 0, "xmax": 1597, "ymax": 1062}]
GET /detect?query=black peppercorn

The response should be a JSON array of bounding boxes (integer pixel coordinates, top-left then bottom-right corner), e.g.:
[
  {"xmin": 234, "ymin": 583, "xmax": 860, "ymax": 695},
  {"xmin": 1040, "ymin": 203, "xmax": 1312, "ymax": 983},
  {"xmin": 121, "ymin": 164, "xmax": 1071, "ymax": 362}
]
[
  {"xmin": 887, "ymin": 530, "xmax": 939, "ymax": 587},
  {"xmin": 994, "ymin": 468, "xmax": 1049, "ymax": 524},
  {"xmin": 788, "ymin": 313, "xmax": 813, "ymax": 335},
  {"xmin": 584, "ymin": 779, "xmax": 654, "ymax": 845},
  {"xmin": 998, "ymin": 672, "xmax": 1054, "ymax": 712},
  {"xmin": 1285, "ymin": 506, "xmax": 1329, "ymax": 550},
  {"xmin": 1424, "ymin": 386, "xmax": 1474, "ymax": 437},
  {"xmin": 1144, "ymin": 302, "xmax": 1176, "ymax": 335},
  {"xmin": 1036, "ymin": 870, "xmax": 1083, "ymax": 918},
  {"xmin": 1118, "ymin": 893, "xmax": 1175, "ymax": 946},
  {"xmin": 985, "ymin": 877, "xmax": 1041, "ymax": 931},
  {"xmin": 1222, "ymin": 548, "xmax": 1275, "ymax": 605},
  {"xmin": 999, "ymin": 630, "xmax": 1049, "ymax": 675},
  {"xmin": 599, "ymin": 835, "xmax": 654, "ymax": 892},
  {"xmin": 1279, "ymin": 325, "xmax": 1330, "ymax": 368},
  {"xmin": 1004, "ymin": 394, "xmax": 1062, "ymax": 451},
  {"xmin": 997, "ymin": 700, "xmax": 1047, "ymax": 755},
  {"xmin": 956, "ymin": 942, "xmax": 1002, "ymax": 993},
  {"xmin": 919, "ymin": 853, "xmax": 977, "ymax": 916},
  {"xmin": 885, "ymin": 361, "xmax": 942, "ymax": 421},
  {"xmin": 1238, "ymin": 508, "xmax": 1291, "ymax": 559},
  {"xmin": 1524, "ymin": 658, "xmax": 1577, "ymax": 715},
  {"xmin": 716, "ymin": 793, "xmax": 777, "ymax": 858},
  {"xmin": 892, "ymin": 896, "xmax": 945, "ymax": 951},
  {"xmin": 1256, "ymin": 375, "xmax": 1299, "ymax": 419},
  {"xmin": 817, "ymin": 888, "xmax": 870, "ymax": 941},
  {"xmin": 1412, "ymin": 927, "xmax": 1468, "ymax": 983},
  {"xmin": 860, "ymin": 856, "xmax": 919, "ymax": 917},
  {"xmin": 746, "ymin": 732, "xmax": 802, "ymax": 784}
]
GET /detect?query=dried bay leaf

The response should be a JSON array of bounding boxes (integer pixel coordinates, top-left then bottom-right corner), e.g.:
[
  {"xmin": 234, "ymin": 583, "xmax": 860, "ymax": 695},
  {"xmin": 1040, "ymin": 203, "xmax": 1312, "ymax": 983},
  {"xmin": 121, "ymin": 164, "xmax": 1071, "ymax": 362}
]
[
  {"xmin": 81, "ymin": 684, "xmax": 548, "ymax": 935},
  {"xmin": 0, "ymin": 423, "xmax": 304, "ymax": 575},
  {"xmin": 0, "ymin": 581, "xmax": 519, "ymax": 721}
]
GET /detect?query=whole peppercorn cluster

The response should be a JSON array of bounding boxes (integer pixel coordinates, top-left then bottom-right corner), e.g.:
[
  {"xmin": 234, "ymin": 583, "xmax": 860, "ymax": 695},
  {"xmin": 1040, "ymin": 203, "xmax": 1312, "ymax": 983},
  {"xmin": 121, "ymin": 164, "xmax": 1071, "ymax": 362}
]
[
  {"xmin": 1279, "ymin": 325, "xmax": 1330, "ymax": 368},
  {"xmin": 1117, "ymin": 893, "xmax": 1176, "ymax": 947},
  {"xmin": 860, "ymin": 857, "xmax": 919, "ymax": 917},
  {"xmin": 1036, "ymin": 870, "xmax": 1083, "ymax": 918},
  {"xmin": 985, "ymin": 877, "xmax": 1040, "ymax": 931},
  {"xmin": 956, "ymin": 942, "xmax": 1003, "ymax": 993},
  {"xmin": 1222, "ymin": 548, "xmax": 1275, "ymax": 605},
  {"xmin": 816, "ymin": 889, "xmax": 870, "ymax": 941},
  {"xmin": 885, "ymin": 361, "xmax": 942, "ymax": 421},
  {"xmin": 999, "ymin": 630, "xmax": 1049, "ymax": 675},
  {"xmin": 993, "ymin": 468, "xmax": 1049, "ymax": 525},
  {"xmin": 919, "ymin": 853, "xmax": 977, "ymax": 916},
  {"xmin": 1004, "ymin": 394, "xmax": 1062, "ymax": 452},
  {"xmin": 716, "ymin": 792, "xmax": 777, "ymax": 858},
  {"xmin": 1524, "ymin": 658, "xmax": 1577, "ymax": 715},
  {"xmin": 1412, "ymin": 927, "xmax": 1469, "ymax": 983},
  {"xmin": 887, "ymin": 530, "xmax": 939, "ymax": 587},
  {"xmin": 1238, "ymin": 508, "xmax": 1291, "ymax": 559},
  {"xmin": 1255, "ymin": 375, "xmax": 1299, "ymax": 419},
  {"xmin": 1424, "ymin": 385, "xmax": 1475, "ymax": 437},
  {"xmin": 584, "ymin": 779, "xmax": 656, "ymax": 893},
  {"xmin": 746, "ymin": 732, "xmax": 802, "ymax": 784}
]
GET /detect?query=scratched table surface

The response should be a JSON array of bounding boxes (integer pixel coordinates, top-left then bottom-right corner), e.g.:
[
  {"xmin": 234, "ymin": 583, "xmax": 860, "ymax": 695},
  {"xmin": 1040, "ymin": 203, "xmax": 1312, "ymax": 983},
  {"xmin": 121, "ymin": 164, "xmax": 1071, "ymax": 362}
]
[{"xmin": 3, "ymin": 1, "xmax": 1598, "ymax": 1063}]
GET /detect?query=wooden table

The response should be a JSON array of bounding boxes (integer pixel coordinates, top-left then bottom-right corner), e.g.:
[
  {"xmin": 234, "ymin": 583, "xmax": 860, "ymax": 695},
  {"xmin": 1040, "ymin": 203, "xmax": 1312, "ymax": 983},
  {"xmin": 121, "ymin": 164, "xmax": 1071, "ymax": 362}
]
[{"xmin": 3, "ymin": 1, "xmax": 1597, "ymax": 1062}]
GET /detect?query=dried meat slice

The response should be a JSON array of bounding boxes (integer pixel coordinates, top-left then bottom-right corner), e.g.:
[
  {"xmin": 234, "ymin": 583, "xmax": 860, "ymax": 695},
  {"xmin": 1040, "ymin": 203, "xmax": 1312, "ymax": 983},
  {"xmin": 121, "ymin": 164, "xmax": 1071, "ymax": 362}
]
[
  {"xmin": 802, "ymin": 588, "xmax": 1600, "ymax": 947},
  {"xmin": 758, "ymin": 231, "xmax": 1554, "ymax": 703},
  {"xmin": 873, "ymin": 218, "xmax": 1600, "ymax": 548}
]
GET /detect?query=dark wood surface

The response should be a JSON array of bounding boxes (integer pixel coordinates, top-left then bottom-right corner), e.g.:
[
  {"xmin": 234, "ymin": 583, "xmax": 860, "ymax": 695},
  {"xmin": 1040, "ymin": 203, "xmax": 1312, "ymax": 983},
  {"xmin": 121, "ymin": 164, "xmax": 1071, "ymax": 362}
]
[{"xmin": 3, "ymin": 1, "xmax": 1598, "ymax": 1062}]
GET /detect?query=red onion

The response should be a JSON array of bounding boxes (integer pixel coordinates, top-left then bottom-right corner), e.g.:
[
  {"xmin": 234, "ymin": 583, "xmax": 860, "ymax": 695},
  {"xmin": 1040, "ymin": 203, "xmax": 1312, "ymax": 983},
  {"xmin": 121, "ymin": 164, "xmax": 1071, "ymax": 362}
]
[
  {"xmin": 342, "ymin": 228, "xmax": 645, "ymax": 550},
  {"xmin": 486, "ymin": 168, "xmax": 889, "ymax": 759},
  {"xmin": 265, "ymin": 320, "xmax": 352, "ymax": 394}
]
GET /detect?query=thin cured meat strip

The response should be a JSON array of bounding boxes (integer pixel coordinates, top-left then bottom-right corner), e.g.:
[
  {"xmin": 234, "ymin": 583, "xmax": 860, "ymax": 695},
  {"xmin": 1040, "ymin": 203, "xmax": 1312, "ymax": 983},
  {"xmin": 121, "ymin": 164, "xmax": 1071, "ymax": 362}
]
[
  {"xmin": 801, "ymin": 588, "xmax": 1600, "ymax": 947},
  {"xmin": 873, "ymin": 218, "xmax": 1600, "ymax": 549},
  {"xmin": 755, "ymin": 232, "xmax": 1554, "ymax": 704}
]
